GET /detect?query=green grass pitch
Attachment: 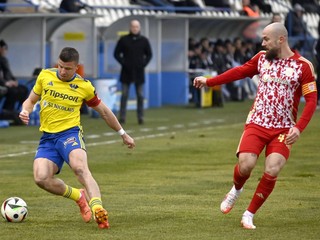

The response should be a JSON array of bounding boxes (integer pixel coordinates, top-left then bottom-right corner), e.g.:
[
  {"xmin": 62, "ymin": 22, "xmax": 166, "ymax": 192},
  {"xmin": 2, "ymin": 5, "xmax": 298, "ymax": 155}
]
[{"xmin": 0, "ymin": 100, "xmax": 319, "ymax": 240}]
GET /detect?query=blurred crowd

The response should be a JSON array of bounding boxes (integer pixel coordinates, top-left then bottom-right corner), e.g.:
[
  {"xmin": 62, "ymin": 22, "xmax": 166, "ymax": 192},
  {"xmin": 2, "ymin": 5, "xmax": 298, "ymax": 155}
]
[{"xmin": 188, "ymin": 36, "xmax": 259, "ymax": 105}]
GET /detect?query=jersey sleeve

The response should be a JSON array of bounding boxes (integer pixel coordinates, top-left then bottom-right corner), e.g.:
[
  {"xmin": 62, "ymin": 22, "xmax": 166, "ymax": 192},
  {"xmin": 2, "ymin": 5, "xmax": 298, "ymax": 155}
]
[
  {"xmin": 206, "ymin": 51, "xmax": 261, "ymax": 87},
  {"xmin": 295, "ymin": 59, "xmax": 317, "ymax": 132},
  {"xmin": 32, "ymin": 71, "xmax": 44, "ymax": 95},
  {"xmin": 86, "ymin": 93, "xmax": 101, "ymax": 107},
  {"xmin": 300, "ymin": 58, "xmax": 317, "ymax": 96},
  {"xmin": 84, "ymin": 81, "xmax": 101, "ymax": 107}
]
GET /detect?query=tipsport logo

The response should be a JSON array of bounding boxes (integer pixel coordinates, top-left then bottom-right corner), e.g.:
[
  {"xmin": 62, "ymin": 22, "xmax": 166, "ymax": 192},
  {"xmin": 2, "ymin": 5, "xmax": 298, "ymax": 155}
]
[{"xmin": 44, "ymin": 89, "xmax": 79, "ymax": 102}]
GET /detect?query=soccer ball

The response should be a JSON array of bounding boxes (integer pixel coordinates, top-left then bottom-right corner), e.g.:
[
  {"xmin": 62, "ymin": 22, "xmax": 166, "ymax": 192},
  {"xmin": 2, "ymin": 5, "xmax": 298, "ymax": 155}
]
[{"xmin": 1, "ymin": 197, "xmax": 28, "ymax": 223}]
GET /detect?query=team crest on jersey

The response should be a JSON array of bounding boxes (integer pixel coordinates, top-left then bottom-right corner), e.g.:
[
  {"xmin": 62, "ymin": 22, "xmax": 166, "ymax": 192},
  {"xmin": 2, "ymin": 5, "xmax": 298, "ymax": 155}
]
[
  {"xmin": 262, "ymin": 74, "xmax": 270, "ymax": 82},
  {"xmin": 263, "ymin": 61, "xmax": 271, "ymax": 69},
  {"xmin": 284, "ymin": 67, "xmax": 294, "ymax": 77},
  {"xmin": 47, "ymin": 81, "xmax": 53, "ymax": 86},
  {"xmin": 69, "ymin": 84, "xmax": 79, "ymax": 90}
]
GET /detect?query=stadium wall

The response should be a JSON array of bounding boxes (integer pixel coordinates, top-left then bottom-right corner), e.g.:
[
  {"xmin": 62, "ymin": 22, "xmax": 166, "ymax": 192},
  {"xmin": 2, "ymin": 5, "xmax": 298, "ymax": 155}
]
[{"xmin": 0, "ymin": 13, "xmax": 269, "ymax": 107}]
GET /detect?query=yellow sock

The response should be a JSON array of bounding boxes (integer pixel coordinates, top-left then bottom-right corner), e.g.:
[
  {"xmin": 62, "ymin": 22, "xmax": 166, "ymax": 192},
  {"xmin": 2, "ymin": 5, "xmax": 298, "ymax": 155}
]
[
  {"xmin": 63, "ymin": 185, "xmax": 81, "ymax": 201},
  {"xmin": 89, "ymin": 197, "xmax": 103, "ymax": 212}
]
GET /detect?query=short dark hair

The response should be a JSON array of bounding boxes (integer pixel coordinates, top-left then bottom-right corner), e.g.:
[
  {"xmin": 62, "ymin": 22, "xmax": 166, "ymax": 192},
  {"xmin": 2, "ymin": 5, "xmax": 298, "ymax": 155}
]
[
  {"xmin": 59, "ymin": 47, "xmax": 79, "ymax": 63},
  {"xmin": 0, "ymin": 39, "xmax": 8, "ymax": 49}
]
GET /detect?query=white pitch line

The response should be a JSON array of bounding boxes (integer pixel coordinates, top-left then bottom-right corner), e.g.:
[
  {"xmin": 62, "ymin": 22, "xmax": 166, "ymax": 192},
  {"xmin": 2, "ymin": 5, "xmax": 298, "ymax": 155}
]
[
  {"xmin": 157, "ymin": 126, "xmax": 168, "ymax": 131},
  {"xmin": 0, "ymin": 123, "xmax": 243, "ymax": 159},
  {"xmin": 20, "ymin": 141, "xmax": 39, "ymax": 144},
  {"xmin": 0, "ymin": 150, "xmax": 37, "ymax": 158},
  {"xmin": 86, "ymin": 134, "xmax": 101, "ymax": 139}
]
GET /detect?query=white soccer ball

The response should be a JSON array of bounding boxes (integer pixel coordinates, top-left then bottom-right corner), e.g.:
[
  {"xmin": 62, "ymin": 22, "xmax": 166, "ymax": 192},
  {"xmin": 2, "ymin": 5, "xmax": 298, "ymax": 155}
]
[{"xmin": 1, "ymin": 197, "xmax": 28, "ymax": 223}]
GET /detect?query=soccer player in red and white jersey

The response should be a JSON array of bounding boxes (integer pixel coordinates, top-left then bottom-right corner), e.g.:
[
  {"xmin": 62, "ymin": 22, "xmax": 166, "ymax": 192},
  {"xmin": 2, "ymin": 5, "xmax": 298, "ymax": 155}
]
[{"xmin": 194, "ymin": 23, "xmax": 317, "ymax": 229}]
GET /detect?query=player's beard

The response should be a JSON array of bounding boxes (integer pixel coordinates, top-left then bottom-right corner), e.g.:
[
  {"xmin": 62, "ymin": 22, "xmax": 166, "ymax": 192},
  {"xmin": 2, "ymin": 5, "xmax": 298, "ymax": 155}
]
[{"xmin": 265, "ymin": 47, "xmax": 279, "ymax": 61}]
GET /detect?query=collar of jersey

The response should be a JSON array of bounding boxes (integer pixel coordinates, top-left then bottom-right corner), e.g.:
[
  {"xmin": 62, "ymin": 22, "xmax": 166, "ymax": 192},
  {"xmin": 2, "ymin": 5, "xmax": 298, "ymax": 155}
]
[{"xmin": 56, "ymin": 71, "xmax": 77, "ymax": 82}]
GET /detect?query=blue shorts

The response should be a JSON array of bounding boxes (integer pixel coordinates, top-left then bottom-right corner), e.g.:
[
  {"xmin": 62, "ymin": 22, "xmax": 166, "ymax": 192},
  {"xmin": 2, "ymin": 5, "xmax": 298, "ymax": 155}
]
[{"xmin": 35, "ymin": 126, "xmax": 86, "ymax": 173}]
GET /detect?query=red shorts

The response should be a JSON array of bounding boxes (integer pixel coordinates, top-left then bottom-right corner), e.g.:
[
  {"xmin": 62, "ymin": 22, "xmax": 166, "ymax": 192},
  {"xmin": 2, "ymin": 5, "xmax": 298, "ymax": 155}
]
[{"xmin": 236, "ymin": 124, "xmax": 291, "ymax": 159}]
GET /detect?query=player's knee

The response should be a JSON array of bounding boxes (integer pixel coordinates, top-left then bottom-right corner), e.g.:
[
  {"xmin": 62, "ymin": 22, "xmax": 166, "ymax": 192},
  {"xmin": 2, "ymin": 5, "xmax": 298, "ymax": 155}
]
[
  {"xmin": 73, "ymin": 166, "xmax": 90, "ymax": 179},
  {"xmin": 238, "ymin": 162, "xmax": 255, "ymax": 176},
  {"xmin": 34, "ymin": 174, "xmax": 50, "ymax": 189}
]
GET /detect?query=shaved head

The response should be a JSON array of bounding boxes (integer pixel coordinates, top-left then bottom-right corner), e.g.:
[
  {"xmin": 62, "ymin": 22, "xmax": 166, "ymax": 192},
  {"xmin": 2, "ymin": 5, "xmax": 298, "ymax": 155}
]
[
  {"xmin": 130, "ymin": 19, "xmax": 141, "ymax": 35},
  {"xmin": 264, "ymin": 23, "xmax": 288, "ymax": 39},
  {"xmin": 261, "ymin": 22, "xmax": 292, "ymax": 60}
]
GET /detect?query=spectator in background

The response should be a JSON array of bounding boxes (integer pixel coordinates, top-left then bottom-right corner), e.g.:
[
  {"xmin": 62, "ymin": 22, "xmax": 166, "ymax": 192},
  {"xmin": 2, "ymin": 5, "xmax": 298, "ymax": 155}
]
[
  {"xmin": 240, "ymin": 0, "xmax": 260, "ymax": 17},
  {"xmin": 189, "ymin": 41, "xmax": 212, "ymax": 70},
  {"xmin": 0, "ymin": 39, "xmax": 28, "ymax": 114},
  {"xmin": 270, "ymin": 13, "xmax": 282, "ymax": 24},
  {"xmin": 170, "ymin": 0, "xmax": 204, "ymax": 13},
  {"xmin": 240, "ymin": 0, "xmax": 261, "ymax": 39},
  {"xmin": 114, "ymin": 20, "xmax": 152, "ymax": 125},
  {"xmin": 0, "ymin": 0, "xmax": 7, "ymax": 12},
  {"xmin": 211, "ymin": 39, "xmax": 232, "ymax": 100},
  {"xmin": 211, "ymin": 39, "xmax": 231, "ymax": 75},
  {"xmin": 250, "ymin": 0, "xmax": 272, "ymax": 13},
  {"xmin": 188, "ymin": 42, "xmax": 205, "ymax": 106},
  {"xmin": 188, "ymin": 37, "xmax": 197, "ymax": 58},
  {"xmin": 189, "ymin": 42, "xmax": 205, "ymax": 70},
  {"xmin": 59, "ymin": 0, "xmax": 85, "ymax": 13},
  {"xmin": 228, "ymin": 37, "xmax": 248, "ymax": 101},
  {"xmin": 203, "ymin": 0, "xmax": 230, "ymax": 8},
  {"xmin": 292, "ymin": 0, "xmax": 320, "ymax": 14},
  {"xmin": 285, "ymin": 3, "xmax": 308, "ymax": 37},
  {"xmin": 199, "ymin": 37, "xmax": 214, "ymax": 69}
]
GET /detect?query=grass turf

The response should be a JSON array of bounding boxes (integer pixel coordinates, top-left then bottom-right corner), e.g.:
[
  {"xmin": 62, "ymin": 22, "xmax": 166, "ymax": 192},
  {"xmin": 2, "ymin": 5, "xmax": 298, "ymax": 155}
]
[{"xmin": 0, "ymin": 100, "xmax": 319, "ymax": 240}]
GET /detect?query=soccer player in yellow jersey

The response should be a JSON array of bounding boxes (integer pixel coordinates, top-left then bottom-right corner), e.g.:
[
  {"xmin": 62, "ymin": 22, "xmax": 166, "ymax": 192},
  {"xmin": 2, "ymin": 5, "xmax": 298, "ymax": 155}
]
[{"xmin": 19, "ymin": 47, "xmax": 135, "ymax": 229}]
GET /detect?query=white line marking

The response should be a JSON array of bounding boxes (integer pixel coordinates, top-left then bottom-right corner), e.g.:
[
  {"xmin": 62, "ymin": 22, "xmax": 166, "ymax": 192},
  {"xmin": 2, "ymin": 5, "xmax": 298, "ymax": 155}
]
[
  {"xmin": 86, "ymin": 134, "xmax": 101, "ymax": 139},
  {"xmin": 0, "ymin": 122, "xmax": 242, "ymax": 159},
  {"xmin": 157, "ymin": 126, "xmax": 168, "ymax": 131}
]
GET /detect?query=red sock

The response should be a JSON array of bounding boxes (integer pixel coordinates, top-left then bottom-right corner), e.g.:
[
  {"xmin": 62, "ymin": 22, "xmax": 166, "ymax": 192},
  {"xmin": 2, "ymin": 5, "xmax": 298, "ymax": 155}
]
[
  {"xmin": 247, "ymin": 172, "xmax": 277, "ymax": 214},
  {"xmin": 233, "ymin": 164, "xmax": 250, "ymax": 190}
]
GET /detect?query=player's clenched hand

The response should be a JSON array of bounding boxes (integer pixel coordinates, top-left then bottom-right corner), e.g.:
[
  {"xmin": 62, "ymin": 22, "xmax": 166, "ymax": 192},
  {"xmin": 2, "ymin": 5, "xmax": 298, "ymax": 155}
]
[
  {"xmin": 193, "ymin": 76, "xmax": 208, "ymax": 89},
  {"xmin": 285, "ymin": 127, "xmax": 300, "ymax": 145},
  {"xmin": 19, "ymin": 110, "xmax": 30, "ymax": 125},
  {"xmin": 122, "ymin": 134, "xmax": 135, "ymax": 149}
]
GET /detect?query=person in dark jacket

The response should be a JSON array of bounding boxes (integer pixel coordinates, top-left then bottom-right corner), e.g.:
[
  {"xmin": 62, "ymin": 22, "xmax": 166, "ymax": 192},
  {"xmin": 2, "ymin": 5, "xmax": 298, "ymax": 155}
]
[
  {"xmin": 0, "ymin": 39, "xmax": 28, "ymax": 112},
  {"xmin": 114, "ymin": 19, "xmax": 152, "ymax": 125},
  {"xmin": 284, "ymin": 3, "xmax": 308, "ymax": 37},
  {"xmin": 59, "ymin": 0, "xmax": 85, "ymax": 13}
]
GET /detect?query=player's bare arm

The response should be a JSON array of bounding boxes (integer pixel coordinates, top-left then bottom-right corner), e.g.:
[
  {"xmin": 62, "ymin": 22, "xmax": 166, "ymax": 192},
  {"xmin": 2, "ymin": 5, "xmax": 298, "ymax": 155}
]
[
  {"xmin": 92, "ymin": 102, "xmax": 135, "ymax": 149},
  {"xmin": 19, "ymin": 91, "xmax": 40, "ymax": 125},
  {"xmin": 193, "ymin": 76, "xmax": 208, "ymax": 89}
]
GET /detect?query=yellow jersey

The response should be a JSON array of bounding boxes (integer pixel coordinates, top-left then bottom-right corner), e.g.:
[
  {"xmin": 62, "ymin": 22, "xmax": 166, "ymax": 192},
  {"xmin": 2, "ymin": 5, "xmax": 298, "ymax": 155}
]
[{"xmin": 33, "ymin": 68, "xmax": 99, "ymax": 133}]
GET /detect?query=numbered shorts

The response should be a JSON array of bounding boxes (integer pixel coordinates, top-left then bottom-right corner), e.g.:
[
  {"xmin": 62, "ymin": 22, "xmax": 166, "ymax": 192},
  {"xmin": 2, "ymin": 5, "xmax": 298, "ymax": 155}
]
[
  {"xmin": 236, "ymin": 124, "xmax": 291, "ymax": 160},
  {"xmin": 35, "ymin": 126, "xmax": 86, "ymax": 173}
]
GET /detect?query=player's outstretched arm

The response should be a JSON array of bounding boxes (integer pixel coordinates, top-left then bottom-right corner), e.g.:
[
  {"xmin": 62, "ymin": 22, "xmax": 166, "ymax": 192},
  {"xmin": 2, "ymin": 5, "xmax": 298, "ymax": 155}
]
[
  {"xmin": 19, "ymin": 91, "xmax": 40, "ymax": 125},
  {"xmin": 92, "ymin": 102, "xmax": 135, "ymax": 149},
  {"xmin": 193, "ymin": 76, "xmax": 208, "ymax": 89}
]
